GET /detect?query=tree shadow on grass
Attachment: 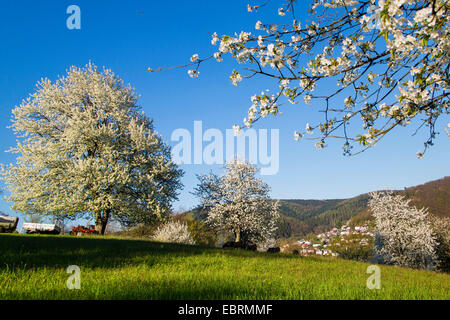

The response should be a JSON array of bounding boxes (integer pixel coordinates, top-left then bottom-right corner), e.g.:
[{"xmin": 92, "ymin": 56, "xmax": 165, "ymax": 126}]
[
  {"xmin": 0, "ymin": 234, "xmax": 214, "ymax": 271},
  {"xmin": 0, "ymin": 234, "xmax": 305, "ymax": 271}
]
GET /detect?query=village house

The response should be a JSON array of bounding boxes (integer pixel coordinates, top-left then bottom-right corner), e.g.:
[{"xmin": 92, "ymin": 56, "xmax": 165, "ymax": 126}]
[{"xmin": 283, "ymin": 224, "xmax": 374, "ymax": 257}]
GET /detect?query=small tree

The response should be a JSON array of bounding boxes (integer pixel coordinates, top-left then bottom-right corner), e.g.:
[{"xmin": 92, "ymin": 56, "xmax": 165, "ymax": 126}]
[
  {"xmin": 194, "ymin": 159, "xmax": 280, "ymax": 245},
  {"xmin": 153, "ymin": 220, "xmax": 195, "ymax": 245},
  {"xmin": 368, "ymin": 191, "xmax": 437, "ymax": 270},
  {"xmin": 1, "ymin": 63, "xmax": 183, "ymax": 234}
]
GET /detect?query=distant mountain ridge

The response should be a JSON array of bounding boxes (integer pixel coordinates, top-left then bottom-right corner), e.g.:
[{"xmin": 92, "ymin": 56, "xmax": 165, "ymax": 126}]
[{"xmin": 182, "ymin": 177, "xmax": 449, "ymax": 238}]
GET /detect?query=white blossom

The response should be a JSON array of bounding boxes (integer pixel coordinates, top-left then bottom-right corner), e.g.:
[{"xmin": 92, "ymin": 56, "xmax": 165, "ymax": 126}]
[
  {"xmin": 211, "ymin": 32, "xmax": 219, "ymax": 45},
  {"xmin": 304, "ymin": 94, "xmax": 312, "ymax": 105},
  {"xmin": 229, "ymin": 70, "xmax": 243, "ymax": 86},
  {"xmin": 213, "ymin": 52, "xmax": 223, "ymax": 62},
  {"xmin": 232, "ymin": 124, "xmax": 241, "ymax": 136},
  {"xmin": 188, "ymin": 69, "xmax": 199, "ymax": 78},
  {"xmin": 294, "ymin": 131, "xmax": 303, "ymax": 141},
  {"xmin": 315, "ymin": 140, "xmax": 326, "ymax": 149},
  {"xmin": 190, "ymin": 53, "xmax": 199, "ymax": 62}
]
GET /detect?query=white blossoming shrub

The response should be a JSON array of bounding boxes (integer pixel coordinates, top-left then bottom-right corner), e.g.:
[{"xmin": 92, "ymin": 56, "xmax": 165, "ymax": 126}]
[
  {"xmin": 153, "ymin": 220, "xmax": 195, "ymax": 245},
  {"xmin": 368, "ymin": 191, "xmax": 438, "ymax": 270}
]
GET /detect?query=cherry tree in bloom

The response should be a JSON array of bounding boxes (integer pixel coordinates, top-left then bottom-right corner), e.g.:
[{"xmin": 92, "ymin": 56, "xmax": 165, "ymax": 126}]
[
  {"xmin": 152, "ymin": 0, "xmax": 449, "ymax": 156},
  {"xmin": 368, "ymin": 191, "xmax": 438, "ymax": 270},
  {"xmin": 194, "ymin": 159, "xmax": 280, "ymax": 244},
  {"xmin": 1, "ymin": 63, "xmax": 183, "ymax": 234}
]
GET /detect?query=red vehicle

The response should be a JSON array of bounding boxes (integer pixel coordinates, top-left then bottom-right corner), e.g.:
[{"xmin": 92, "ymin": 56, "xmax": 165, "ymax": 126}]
[{"xmin": 71, "ymin": 225, "xmax": 98, "ymax": 235}]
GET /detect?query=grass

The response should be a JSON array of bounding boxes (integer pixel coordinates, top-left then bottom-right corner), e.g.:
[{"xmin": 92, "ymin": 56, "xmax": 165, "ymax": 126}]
[{"xmin": 0, "ymin": 234, "xmax": 448, "ymax": 300}]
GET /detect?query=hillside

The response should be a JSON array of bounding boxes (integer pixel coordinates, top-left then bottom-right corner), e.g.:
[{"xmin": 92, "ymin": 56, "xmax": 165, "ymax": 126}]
[
  {"xmin": 183, "ymin": 177, "xmax": 449, "ymax": 238},
  {"xmin": 0, "ymin": 234, "xmax": 448, "ymax": 299},
  {"xmin": 279, "ymin": 195, "xmax": 371, "ymax": 236},
  {"xmin": 348, "ymin": 176, "xmax": 450, "ymax": 226},
  {"xmin": 402, "ymin": 176, "xmax": 450, "ymax": 218}
]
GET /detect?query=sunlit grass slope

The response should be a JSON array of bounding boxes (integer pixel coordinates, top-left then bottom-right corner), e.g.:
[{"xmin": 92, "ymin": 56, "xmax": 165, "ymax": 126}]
[{"xmin": 0, "ymin": 234, "xmax": 448, "ymax": 300}]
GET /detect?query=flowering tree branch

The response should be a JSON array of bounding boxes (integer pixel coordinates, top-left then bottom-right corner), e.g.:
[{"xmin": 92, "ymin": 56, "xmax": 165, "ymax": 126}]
[{"xmin": 150, "ymin": 0, "xmax": 449, "ymax": 157}]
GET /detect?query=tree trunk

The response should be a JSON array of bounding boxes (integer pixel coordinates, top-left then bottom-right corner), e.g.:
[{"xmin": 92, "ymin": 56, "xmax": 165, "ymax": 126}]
[
  {"xmin": 94, "ymin": 219, "xmax": 107, "ymax": 235},
  {"xmin": 235, "ymin": 227, "xmax": 241, "ymax": 243},
  {"xmin": 94, "ymin": 209, "xmax": 111, "ymax": 235}
]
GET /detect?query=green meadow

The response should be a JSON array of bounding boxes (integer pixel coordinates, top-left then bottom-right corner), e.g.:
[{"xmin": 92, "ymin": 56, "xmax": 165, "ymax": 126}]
[{"xmin": 0, "ymin": 234, "xmax": 448, "ymax": 300}]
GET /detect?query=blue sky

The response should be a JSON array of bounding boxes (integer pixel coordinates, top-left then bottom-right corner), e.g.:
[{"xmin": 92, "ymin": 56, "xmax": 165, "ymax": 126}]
[{"xmin": 0, "ymin": 1, "xmax": 448, "ymax": 225}]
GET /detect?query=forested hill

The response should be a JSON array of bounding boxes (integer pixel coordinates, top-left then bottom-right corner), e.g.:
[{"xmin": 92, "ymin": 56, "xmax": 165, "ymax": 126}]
[
  {"xmin": 182, "ymin": 177, "xmax": 449, "ymax": 238},
  {"xmin": 277, "ymin": 195, "xmax": 370, "ymax": 236},
  {"xmin": 402, "ymin": 176, "xmax": 450, "ymax": 218}
]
